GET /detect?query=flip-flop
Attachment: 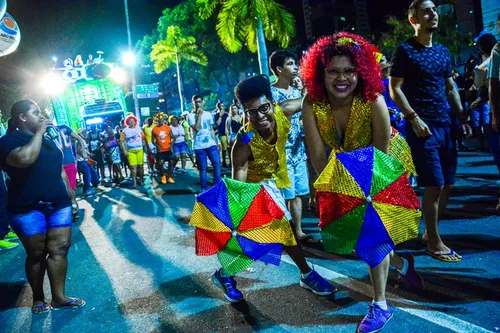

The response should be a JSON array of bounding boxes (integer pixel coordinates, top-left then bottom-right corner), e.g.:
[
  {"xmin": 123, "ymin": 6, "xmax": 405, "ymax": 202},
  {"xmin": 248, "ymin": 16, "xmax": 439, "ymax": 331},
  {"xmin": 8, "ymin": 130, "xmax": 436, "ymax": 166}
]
[
  {"xmin": 52, "ymin": 298, "xmax": 86, "ymax": 310},
  {"xmin": 425, "ymin": 250, "xmax": 461, "ymax": 263},
  {"xmin": 31, "ymin": 301, "xmax": 52, "ymax": 314},
  {"xmin": 298, "ymin": 235, "xmax": 321, "ymax": 245}
]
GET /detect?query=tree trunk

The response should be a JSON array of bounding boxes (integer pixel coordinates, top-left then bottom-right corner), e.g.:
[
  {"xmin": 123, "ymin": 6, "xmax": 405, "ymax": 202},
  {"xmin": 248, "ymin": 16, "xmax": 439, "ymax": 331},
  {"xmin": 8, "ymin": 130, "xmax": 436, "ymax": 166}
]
[
  {"xmin": 175, "ymin": 47, "xmax": 185, "ymax": 113},
  {"xmin": 256, "ymin": 16, "xmax": 269, "ymax": 76}
]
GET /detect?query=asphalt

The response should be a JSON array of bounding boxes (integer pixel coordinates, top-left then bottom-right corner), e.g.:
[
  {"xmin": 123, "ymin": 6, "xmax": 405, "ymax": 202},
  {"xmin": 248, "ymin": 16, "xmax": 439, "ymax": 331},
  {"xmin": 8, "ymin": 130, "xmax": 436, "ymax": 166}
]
[{"xmin": 0, "ymin": 150, "xmax": 499, "ymax": 333}]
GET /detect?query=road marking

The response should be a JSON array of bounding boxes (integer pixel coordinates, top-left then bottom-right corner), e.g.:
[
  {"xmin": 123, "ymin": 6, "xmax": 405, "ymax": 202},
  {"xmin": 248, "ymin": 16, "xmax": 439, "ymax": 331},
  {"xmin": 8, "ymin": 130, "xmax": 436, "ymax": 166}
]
[{"xmin": 281, "ymin": 257, "xmax": 493, "ymax": 333}]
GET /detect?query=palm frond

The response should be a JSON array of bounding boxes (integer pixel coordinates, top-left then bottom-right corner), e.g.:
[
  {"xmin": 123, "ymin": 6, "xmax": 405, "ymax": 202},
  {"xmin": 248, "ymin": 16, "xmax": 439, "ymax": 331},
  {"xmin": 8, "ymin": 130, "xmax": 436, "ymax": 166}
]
[
  {"xmin": 197, "ymin": 0, "xmax": 220, "ymax": 20},
  {"xmin": 215, "ymin": 0, "xmax": 246, "ymax": 53},
  {"xmin": 257, "ymin": 0, "xmax": 295, "ymax": 48},
  {"xmin": 150, "ymin": 25, "xmax": 208, "ymax": 73}
]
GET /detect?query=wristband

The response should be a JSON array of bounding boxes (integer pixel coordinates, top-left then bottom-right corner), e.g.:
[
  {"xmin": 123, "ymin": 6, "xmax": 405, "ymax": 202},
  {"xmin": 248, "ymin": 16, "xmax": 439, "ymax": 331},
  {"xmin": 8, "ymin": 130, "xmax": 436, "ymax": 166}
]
[{"xmin": 406, "ymin": 112, "xmax": 418, "ymax": 121}]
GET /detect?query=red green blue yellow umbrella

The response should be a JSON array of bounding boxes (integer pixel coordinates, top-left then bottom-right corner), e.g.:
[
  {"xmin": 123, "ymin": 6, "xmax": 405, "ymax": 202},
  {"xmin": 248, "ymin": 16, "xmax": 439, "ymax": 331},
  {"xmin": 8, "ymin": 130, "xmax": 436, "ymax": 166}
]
[
  {"xmin": 189, "ymin": 178, "xmax": 296, "ymax": 276},
  {"xmin": 315, "ymin": 146, "xmax": 421, "ymax": 267}
]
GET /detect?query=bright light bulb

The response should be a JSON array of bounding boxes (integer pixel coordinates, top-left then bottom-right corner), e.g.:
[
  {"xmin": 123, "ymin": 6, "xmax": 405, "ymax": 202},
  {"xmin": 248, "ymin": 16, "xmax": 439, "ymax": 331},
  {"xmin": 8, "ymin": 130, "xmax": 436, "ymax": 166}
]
[
  {"xmin": 110, "ymin": 67, "xmax": 128, "ymax": 84},
  {"xmin": 122, "ymin": 52, "xmax": 136, "ymax": 66},
  {"xmin": 41, "ymin": 73, "xmax": 66, "ymax": 95}
]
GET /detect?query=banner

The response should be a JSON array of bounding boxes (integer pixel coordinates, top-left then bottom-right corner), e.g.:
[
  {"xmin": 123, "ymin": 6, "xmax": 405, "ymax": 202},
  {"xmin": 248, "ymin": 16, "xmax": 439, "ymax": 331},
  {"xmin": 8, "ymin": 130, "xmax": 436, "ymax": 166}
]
[{"xmin": 0, "ymin": 12, "xmax": 21, "ymax": 57}]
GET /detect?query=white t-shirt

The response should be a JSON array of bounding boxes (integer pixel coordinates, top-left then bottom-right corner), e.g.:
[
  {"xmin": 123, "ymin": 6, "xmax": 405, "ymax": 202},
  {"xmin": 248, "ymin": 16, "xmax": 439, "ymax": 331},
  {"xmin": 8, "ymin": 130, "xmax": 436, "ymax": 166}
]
[
  {"xmin": 488, "ymin": 43, "xmax": 500, "ymax": 80},
  {"xmin": 170, "ymin": 125, "xmax": 185, "ymax": 143},
  {"xmin": 187, "ymin": 111, "xmax": 216, "ymax": 150}
]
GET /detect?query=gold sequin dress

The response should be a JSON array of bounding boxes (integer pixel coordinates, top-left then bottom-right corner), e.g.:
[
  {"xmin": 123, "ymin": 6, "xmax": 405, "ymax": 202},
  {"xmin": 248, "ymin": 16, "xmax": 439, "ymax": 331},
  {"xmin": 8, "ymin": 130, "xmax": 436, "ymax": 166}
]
[
  {"xmin": 312, "ymin": 98, "xmax": 416, "ymax": 176},
  {"xmin": 238, "ymin": 105, "xmax": 291, "ymax": 189}
]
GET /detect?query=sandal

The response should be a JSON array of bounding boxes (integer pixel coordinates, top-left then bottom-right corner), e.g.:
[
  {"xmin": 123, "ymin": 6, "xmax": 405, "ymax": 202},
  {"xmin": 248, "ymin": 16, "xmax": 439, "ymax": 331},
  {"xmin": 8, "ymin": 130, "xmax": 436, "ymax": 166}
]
[
  {"xmin": 298, "ymin": 234, "xmax": 321, "ymax": 245},
  {"xmin": 52, "ymin": 298, "xmax": 86, "ymax": 310},
  {"xmin": 31, "ymin": 301, "xmax": 52, "ymax": 314},
  {"xmin": 425, "ymin": 249, "xmax": 462, "ymax": 263}
]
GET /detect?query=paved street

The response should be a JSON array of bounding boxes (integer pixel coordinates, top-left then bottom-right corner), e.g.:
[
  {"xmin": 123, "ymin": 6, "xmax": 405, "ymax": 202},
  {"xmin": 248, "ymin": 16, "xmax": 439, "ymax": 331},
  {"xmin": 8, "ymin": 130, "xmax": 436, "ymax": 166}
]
[{"xmin": 0, "ymin": 151, "xmax": 499, "ymax": 333}]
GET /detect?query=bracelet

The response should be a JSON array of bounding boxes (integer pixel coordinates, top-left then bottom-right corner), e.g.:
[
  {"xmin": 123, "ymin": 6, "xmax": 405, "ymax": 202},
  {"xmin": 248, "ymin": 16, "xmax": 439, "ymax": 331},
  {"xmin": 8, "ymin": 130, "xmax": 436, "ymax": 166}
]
[{"xmin": 406, "ymin": 112, "xmax": 419, "ymax": 121}]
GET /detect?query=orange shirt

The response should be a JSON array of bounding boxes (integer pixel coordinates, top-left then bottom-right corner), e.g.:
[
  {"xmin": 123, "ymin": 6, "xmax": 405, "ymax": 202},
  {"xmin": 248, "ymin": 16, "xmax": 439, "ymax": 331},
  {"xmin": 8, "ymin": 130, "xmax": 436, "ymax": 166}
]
[{"xmin": 152, "ymin": 125, "xmax": 172, "ymax": 152}]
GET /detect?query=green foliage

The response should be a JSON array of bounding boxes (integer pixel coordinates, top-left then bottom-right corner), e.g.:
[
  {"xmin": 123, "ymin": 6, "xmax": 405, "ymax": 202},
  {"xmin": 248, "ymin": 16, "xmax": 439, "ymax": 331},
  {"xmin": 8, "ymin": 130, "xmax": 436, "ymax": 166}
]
[
  {"xmin": 378, "ymin": 14, "xmax": 473, "ymax": 57},
  {"xmin": 138, "ymin": 0, "xmax": 258, "ymax": 94},
  {"xmin": 150, "ymin": 25, "xmax": 208, "ymax": 74},
  {"xmin": 197, "ymin": 0, "xmax": 296, "ymax": 54}
]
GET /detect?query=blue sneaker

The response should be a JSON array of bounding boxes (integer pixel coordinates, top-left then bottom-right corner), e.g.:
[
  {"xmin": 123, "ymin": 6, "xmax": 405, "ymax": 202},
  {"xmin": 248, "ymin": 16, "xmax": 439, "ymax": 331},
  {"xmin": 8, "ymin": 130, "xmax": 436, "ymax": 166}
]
[
  {"xmin": 357, "ymin": 304, "xmax": 393, "ymax": 333},
  {"xmin": 211, "ymin": 269, "xmax": 244, "ymax": 303},
  {"xmin": 300, "ymin": 268, "xmax": 337, "ymax": 295}
]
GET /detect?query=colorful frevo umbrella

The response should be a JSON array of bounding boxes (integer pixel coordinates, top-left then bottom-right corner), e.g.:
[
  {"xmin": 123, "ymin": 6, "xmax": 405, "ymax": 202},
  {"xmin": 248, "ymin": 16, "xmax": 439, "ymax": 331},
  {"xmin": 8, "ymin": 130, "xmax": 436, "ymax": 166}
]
[
  {"xmin": 315, "ymin": 146, "xmax": 421, "ymax": 268},
  {"xmin": 189, "ymin": 178, "xmax": 296, "ymax": 276}
]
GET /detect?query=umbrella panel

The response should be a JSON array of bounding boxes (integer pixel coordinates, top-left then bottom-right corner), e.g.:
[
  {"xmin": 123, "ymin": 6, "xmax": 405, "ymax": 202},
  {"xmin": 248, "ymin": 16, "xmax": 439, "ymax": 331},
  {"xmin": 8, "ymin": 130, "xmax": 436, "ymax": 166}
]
[
  {"xmin": 218, "ymin": 236, "xmax": 254, "ymax": 276},
  {"xmin": 336, "ymin": 147, "xmax": 374, "ymax": 197},
  {"xmin": 195, "ymin": 228, "xmax": 231, "ymax": 256},
  {"xmin": 355, "ymin": 204, "xmax": 396, "ymax": 267},
  {"xmin": 321, "ymin": 203, "xmax": 367, "ymax": 254},
  {"xmin": 196, "ymin": 181, "xmax": 233, "ymax": 230},
  {"xmin": 225, "ymin": 179, "xmax": 261, "ymax": 229}
]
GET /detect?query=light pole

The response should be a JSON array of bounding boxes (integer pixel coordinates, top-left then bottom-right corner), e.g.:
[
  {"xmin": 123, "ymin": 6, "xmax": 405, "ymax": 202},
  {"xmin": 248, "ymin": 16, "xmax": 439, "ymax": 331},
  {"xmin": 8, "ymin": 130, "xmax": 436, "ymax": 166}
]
[{"xmin": 124, "ymin": 0, "xmax": 140, "ymax": 123}]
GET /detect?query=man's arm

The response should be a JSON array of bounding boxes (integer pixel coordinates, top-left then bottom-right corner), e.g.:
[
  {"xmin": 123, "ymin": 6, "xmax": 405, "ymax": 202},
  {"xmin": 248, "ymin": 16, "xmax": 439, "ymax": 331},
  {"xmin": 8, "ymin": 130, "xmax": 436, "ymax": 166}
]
[
  {"xmin": 70, "ymin": 131, "xmax": 87, "ymax": 159},
  {"xmin": 490, "ymin": 78, "xmax": 500, "ymax": 132},
  {"xmin": 279, "ymin": 97, "xmax": 303, "ymax": 121},
  {"xmin": 445, "ymin": 77, "xmax": 464, "ymax": 118},
  {"xmin": 302, "ymin": 98, "xmax": 328, "ymax": 174},
  {"xmin": 446, "ymin": 77, "xmax": 472, "ymax": 137},
  {"xmin": 231, "ymin": 139, "xmax": 251, "ymax": 182},
  {"xmin": 190, "ymin": 112, "xmax": 203, "ymax": 132},
  {"xmin": 390, "ymin": 76, "xmax": 431, "ymax": 138}
]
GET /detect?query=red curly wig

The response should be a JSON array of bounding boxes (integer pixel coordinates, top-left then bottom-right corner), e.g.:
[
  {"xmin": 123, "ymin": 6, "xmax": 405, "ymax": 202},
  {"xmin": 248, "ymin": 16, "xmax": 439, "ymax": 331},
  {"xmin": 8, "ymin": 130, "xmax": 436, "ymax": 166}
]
[
  {"xmin": 300, "ymin": 32, "xmax": 384, "ymax": 103},
  {"xmin": 124, "ymin": 114, "xmax": 138, "ymax": 127}
]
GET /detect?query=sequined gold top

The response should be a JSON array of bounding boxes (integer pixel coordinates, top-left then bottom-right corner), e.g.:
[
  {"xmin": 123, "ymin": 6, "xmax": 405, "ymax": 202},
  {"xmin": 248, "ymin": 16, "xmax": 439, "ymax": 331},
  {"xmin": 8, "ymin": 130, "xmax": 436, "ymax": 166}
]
[
  {"xmin": 312, "ymin": 98, "xmax": 416, "ymax": 175},
  {"xmin": 238, "ymin": 105, "xmax": 291, "ymax": 188}
]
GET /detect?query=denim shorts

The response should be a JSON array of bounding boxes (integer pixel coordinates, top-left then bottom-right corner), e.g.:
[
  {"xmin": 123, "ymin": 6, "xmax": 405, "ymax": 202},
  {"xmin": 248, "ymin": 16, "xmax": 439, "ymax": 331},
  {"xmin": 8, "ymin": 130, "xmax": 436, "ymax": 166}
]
[
  {"xmin": 281, "ymin": 160, "xmax": 310, "ymax": 200},
  {"xmin": 173, "ymin": 141, "xmax": 189, "ymax": 155},
  {"xmin": 9, "ymin": 204, "xmax": 72, "ymax": 237},
  {"xmin": 471, "ymin": 102, "xmax": 491, "ymax": 127},
  {"xmin": 406, "ymin": 122, "xmax": 457, "ymax": 187}
]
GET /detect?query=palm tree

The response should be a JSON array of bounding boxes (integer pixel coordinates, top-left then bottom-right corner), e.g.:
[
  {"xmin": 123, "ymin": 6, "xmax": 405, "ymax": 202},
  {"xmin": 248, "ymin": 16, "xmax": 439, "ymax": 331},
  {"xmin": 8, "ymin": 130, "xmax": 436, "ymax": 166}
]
[
  {"xmin": 197, "ymin": 0, "xmax": 295, "ymax": 76},
  {"xmin": 150, "ymin": 25, "xmax": 208, "ymax": 112}
]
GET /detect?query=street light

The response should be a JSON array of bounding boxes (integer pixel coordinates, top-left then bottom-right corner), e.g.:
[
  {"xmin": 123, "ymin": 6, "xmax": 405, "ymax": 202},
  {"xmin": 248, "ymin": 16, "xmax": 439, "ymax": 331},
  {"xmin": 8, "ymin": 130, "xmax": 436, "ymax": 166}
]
[
  {"xmin": 124, "ymin": 0, "xmax": 140, "ymax": 123},
  {"xmin": 52, "ymin": 56, "xmax": 57, "ymax": 62},
  {"xmin": 122, "ymin": 51, "xmax": 136, "ymax": 67}
]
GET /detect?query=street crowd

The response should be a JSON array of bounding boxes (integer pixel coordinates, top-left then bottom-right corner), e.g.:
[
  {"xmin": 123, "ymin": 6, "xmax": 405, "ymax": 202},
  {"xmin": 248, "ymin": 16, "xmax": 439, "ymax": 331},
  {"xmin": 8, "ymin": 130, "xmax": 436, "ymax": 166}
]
[{"xmin": 0, "ymin": 1, "xmax": 499, "ymax": 332}]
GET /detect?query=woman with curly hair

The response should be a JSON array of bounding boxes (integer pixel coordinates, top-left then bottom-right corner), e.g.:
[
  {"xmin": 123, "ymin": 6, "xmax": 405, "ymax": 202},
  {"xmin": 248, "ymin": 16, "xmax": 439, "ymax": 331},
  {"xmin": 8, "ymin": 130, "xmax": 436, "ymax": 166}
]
[
  {"xmin": 120, "ymin": 115, "xmax": 146, "ymax": 188},
  {"xmin": 301, "ymin": 33, "xmax": 421, "ymax": 333}
]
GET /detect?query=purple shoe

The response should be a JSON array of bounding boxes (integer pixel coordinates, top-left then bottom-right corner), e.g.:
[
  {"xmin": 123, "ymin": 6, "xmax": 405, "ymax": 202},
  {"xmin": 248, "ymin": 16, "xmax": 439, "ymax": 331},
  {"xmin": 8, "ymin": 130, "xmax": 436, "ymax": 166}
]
[
  {"xmin": 398, "ymin": 252, "xmax": 424, "ymax": 293},
  {"xmin": 357, "ymin": 304, "xmax": 393, "ymax": 333}
]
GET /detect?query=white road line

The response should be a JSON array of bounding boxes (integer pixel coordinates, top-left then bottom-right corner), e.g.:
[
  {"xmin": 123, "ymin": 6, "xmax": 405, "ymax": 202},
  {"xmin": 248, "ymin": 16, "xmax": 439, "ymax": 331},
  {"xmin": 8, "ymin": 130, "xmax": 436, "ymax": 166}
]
[{"xmin": 281, "ymin": 257, "xmax": 493, "ymax": 333}]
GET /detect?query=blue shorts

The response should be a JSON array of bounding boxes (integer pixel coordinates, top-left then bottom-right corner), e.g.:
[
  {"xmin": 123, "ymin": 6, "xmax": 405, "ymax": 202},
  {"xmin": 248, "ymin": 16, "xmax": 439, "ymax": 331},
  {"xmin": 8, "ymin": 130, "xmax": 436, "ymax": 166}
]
[
  {"xmin": 173, "ymin": 141, "xmax": 189, "ymax": 155},
  {"xmin": 406, "ymin": 122, "xmax": 457, "ymax": 187},
  {"xmin": 471, "ymin": 102, "xmax": 491, "ymax": 127},
  {"xmin": 9, "ymin": 204, "xmax": 72, "ymax": 237},
  {"xmin": 281, "ymin": 160, "xmax": 310, "ymax": 200}
]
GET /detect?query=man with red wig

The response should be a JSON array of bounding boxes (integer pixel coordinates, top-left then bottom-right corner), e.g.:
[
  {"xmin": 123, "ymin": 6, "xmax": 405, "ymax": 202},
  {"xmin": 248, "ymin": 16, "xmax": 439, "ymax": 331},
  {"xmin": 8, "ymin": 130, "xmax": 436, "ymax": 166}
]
[
  {"xmin": 301, "ymin": 32, "xmax": 422, "ymax": 333},
  {"xmin": 389, "ymin": 0, "xmax": 471, "ymax": 263}
]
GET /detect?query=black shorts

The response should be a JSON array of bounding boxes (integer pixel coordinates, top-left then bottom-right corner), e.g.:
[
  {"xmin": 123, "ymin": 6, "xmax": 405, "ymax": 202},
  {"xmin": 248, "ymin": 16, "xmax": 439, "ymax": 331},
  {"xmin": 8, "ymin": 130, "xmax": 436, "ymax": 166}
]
[
  {"xmin": 91, "ymin": 149, "xmax": 105, "ymax": 167},
  {"xmin": 156, "ymin": 151, "xmax": 174, "ymax": 162}
]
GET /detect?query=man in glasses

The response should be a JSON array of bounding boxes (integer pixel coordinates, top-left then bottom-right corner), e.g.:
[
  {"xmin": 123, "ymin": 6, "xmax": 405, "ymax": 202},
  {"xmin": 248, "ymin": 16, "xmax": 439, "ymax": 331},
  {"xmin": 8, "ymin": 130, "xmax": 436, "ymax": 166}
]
[
  {"xmin": 210, "ymin": 75, "xmax": 336, "ymax": 303},
  {"xmin": 188, "ymin": 95, "xmax": 221, "ymax": 193}
]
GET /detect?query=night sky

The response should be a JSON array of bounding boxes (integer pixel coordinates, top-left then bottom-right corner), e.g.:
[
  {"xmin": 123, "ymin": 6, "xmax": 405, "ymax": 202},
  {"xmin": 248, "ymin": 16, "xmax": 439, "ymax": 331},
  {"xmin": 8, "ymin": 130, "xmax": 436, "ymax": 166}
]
[{"xmin": 0, "ymin": 0, "xmax": 411, "ymax": 84}]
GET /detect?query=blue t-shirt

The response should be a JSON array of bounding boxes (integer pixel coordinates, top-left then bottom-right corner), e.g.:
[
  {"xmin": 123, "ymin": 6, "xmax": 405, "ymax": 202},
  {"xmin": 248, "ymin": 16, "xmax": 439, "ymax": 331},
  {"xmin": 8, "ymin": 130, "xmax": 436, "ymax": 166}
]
[
  {"xmin": 0, "ymin": 130, "xmax": 71, "ymax": 213},
  {"xmin": 55, "ymin": 125, "xmax": 76, "ymax": 165},
  {"xmin": 390, "ymin": 38, "xmax": 452, "ymax": 125},
  {"xmin": 270, "ymin": 85, "xmax": 306, "ymax": 166}
]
